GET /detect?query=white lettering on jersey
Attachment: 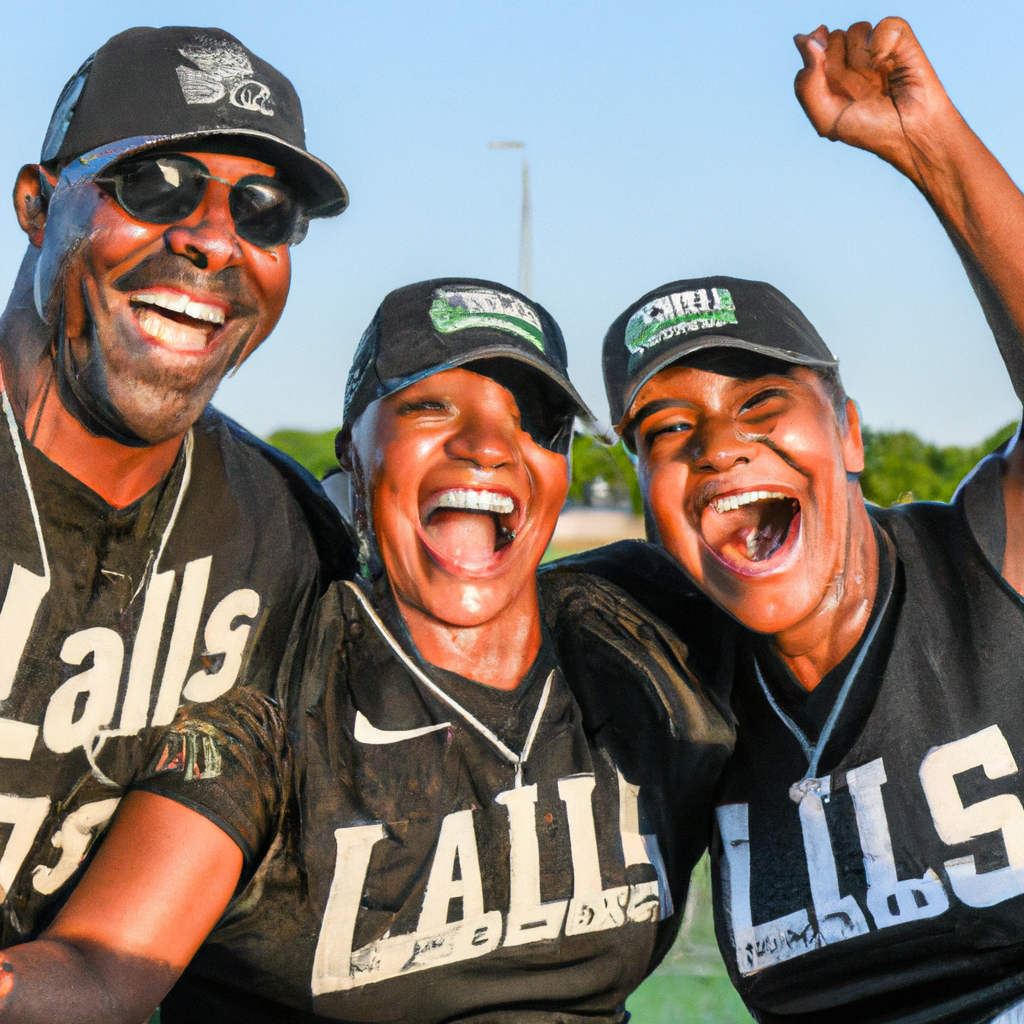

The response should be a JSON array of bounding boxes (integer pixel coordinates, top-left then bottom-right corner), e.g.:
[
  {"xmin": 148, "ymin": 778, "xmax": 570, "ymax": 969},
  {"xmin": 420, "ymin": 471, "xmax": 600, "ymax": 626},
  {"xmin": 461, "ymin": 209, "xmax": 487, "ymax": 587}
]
[
  {"xmin": 183, "ymin": 588, "xmax": 260, "ymax": 702},
  {"xmin": 312, "ymin": 771, "xmax": 666, "ymax": 996},
  {"xmin": 118, "ymin": 570, "xmax": 176, "ymax": 735},
  {"xmin": 0, "ymin": 565, "xmax": 49, "ymax": 759},
  {"xmin": 717, "ymin": 802, "xmax": 815, "ymax": 974},
  {"xmin": 793, "ymin": 776, "xmax": 869, "ymax": 944},
  {"xmin": 0, "ymin": 794, "xmax": 50, "ymax": 902},
  {"xmin": 419, "ymin": 809, "xmax": 487, "ymax": 928},
  {"xmin": 846, "ymin": 758, "xmax": 948, "ymax": 926},
  {"xmin": 43, "ymin": 628, "xmax": 124, "ymax": 754},
  {"xmin": 719, "ymin": 726, "xmax": 1024, "ymax": 974},
  {"xmin": 618, "ymin": 769, "xmax": 673, "ymax": 921},
  {"xmin": 496, "ymin": 784, "xmax": 568, "ymax": 944},
  {"xmin": 31, "ymin": 798, "xmax": 120, "ymax": 895},
  {"xmin": 1, "ymin": 551, "xmax": 260, "ymax": 760},
  {"xmin": 312, "ymin": 823, "xmax": 387, "ymax": 996},
  {"xmin": 152, "ymin": 556, "xmax": 213, "ymax": 726},
  {"xmin": 920, "ymin": 725, "xmax": 1024, "ymax": 907},
  {"xmin": 560, "ymin": 774, "xmax": 631, "ymax": 934}
]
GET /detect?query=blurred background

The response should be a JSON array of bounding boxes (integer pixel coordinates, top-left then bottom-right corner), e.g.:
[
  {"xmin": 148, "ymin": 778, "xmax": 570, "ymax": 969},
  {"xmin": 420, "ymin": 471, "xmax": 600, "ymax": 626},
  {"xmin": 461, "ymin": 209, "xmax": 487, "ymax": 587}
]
[{"xmin": 4, "ymin": 2, "xmax": 1022, "ymax": 1020}]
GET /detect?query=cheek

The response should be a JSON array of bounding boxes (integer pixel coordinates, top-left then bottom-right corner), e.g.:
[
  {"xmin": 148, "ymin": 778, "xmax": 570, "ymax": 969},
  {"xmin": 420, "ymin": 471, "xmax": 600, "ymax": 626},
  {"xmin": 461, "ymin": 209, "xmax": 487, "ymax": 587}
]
[{"xmin": 248, "ymin": 247, "xmax": 290, "ymax": 322}]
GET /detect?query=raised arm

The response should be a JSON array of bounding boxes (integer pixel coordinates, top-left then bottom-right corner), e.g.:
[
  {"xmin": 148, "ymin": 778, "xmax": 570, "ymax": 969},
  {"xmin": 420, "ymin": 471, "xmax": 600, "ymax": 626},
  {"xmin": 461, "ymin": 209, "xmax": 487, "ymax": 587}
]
[
  {"xmin": 794, "ymin": 18, "xmax": 1024, "ymax": 590},
  {"xmin": 0, "ymin": 793, "xmax": 241, "ymax": 1024}
]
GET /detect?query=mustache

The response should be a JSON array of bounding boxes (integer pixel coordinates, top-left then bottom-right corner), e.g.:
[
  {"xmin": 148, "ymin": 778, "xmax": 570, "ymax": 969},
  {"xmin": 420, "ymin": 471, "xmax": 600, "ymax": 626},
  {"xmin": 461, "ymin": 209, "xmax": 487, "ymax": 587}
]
[{"xmin": 112, "ymin": 254, "xmax": 256, "ymax": 316}]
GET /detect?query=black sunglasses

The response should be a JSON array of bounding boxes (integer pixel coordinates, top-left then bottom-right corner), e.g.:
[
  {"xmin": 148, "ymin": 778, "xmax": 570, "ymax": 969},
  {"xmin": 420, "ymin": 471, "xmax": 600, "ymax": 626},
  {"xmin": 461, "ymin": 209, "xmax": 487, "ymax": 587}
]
[{"xmin": 93, "ymin": 153, "xmax": 309, "ymax": 249}]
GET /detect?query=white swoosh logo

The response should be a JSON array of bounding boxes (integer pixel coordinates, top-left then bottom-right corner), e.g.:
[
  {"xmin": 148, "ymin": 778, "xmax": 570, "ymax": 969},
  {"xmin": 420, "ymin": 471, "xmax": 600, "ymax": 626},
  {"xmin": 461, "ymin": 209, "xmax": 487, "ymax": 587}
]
[{"xmin": 353, "ymin": 710, "xmax": 451, "ymax": 745}]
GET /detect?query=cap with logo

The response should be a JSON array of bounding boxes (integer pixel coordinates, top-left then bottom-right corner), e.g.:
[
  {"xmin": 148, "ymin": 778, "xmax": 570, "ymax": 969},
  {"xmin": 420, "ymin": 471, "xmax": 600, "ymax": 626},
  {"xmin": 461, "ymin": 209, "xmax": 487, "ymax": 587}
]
[
  {"xmin": 342, "ymin": 279, "xmax": 594, "ymax": 453},
  {"xmin": 603, "ymin": 275, "xmax": 838, "ymax": 430},
  {"xmin": 41, "ymin": 26, "xmax": 346, "ymax": 217}
]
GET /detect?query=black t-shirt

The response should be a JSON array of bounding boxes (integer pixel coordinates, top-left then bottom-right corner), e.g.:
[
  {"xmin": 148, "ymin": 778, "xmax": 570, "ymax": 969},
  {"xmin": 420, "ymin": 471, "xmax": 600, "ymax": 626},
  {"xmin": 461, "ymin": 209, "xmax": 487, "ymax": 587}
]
[
  {"xmin": 138, "ymin": 569, "xmax": 734, "ymax": 1023},
  {"xmin": 0, "ymin": 402, "xmax": 352, "ymax": 945},
  {"xmin": 566, "ymin": 456, "xmax": 1024, "ymax": 1024}
]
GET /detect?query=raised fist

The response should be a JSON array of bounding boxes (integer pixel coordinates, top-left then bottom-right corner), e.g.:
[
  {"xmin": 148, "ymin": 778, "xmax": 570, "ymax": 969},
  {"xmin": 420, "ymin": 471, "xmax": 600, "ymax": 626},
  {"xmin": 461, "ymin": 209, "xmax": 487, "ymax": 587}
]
[{"xmin": 794, "ymin": 19, "xmax": 957, "ymax": 185}]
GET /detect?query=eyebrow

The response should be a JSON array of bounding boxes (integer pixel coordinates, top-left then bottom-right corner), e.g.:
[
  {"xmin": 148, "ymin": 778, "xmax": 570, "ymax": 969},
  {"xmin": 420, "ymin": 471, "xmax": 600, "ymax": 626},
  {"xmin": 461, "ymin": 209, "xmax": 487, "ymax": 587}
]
[
  {"xmin": 739, "ymin": 386, "xmax": 792, "ymax": 413},
  {"xmin": 629, "ymin": 398, "xmax": 699, "ymax": 431}
]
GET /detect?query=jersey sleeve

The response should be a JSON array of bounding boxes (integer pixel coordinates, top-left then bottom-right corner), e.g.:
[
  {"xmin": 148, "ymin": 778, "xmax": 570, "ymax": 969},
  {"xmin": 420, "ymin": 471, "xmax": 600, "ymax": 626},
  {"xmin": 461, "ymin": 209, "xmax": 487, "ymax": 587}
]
[{"xmin": 131, "ymin": 687, "xmax": 288, "ymax": 866}]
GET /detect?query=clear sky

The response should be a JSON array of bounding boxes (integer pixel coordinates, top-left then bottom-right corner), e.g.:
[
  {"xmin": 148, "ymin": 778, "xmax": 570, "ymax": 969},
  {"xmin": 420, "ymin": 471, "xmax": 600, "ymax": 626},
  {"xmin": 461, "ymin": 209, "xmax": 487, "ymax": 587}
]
[{"xmin": 1, "ymin": 0, "xmax": 1021, "ymax": 445}]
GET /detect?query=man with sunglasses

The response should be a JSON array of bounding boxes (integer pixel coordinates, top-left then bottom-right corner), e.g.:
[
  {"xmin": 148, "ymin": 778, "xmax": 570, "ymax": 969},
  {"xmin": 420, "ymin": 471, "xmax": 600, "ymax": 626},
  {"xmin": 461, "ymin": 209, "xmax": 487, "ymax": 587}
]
[{"xmin": 0, "ymin": 25, "xmax": 353, "ymax": 959}]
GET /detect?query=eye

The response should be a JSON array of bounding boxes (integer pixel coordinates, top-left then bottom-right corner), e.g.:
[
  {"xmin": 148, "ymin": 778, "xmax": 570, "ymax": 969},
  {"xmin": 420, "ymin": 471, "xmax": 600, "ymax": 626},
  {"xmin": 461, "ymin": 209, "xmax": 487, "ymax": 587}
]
[
  {"xmin": 640, "ymin": 418, "xmax": 694, "ymax": 451},
  {"xmin": 739, "ymin": 387, "xmax": 790, "ymax": 418},
  {"xmin": 399, "ymin": 399, "xmax": 449, "ymax": 414}
]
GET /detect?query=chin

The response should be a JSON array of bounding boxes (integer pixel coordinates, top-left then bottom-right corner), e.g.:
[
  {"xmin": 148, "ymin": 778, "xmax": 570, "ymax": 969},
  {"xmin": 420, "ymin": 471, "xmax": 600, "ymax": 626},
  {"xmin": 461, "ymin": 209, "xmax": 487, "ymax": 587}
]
[{"xmin": 418, "ymin": 577, "xmax": 513, "ymax": 628}]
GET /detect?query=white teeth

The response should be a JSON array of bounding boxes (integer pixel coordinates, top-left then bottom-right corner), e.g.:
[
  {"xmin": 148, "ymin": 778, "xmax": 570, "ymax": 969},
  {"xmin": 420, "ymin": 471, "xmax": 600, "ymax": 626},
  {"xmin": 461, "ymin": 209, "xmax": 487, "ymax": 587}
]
[
  {"xmin": 423, "ymin": 489, "xmax": 516, "ymax": 517},
  {"xmin": 131, "ymin": 292, "xmax": 226, "ymax": 325},
  {"xmin": 711, "ymin": 490, "xmax": 789, "ymax": 514}
]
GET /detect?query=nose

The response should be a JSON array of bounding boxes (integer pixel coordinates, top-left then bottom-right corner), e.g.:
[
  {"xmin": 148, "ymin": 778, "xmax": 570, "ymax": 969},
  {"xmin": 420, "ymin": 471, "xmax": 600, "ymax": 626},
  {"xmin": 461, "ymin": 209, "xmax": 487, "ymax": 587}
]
[
  {"xmin": 691, "ymin": 416, "xmax": 755, "ymax": 473},
  {"xmin": 445, "ymin": 407, "xmax": 517, "ymax": 470},
  {"xmin": 162, "ymin": 180, "xmax": 244, "ymax": 272}
]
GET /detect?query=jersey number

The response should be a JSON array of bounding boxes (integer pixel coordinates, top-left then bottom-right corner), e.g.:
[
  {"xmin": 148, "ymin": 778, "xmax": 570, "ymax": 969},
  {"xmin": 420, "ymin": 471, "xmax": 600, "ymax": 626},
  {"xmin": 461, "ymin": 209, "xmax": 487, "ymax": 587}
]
[{"xmin": 0, "ymin": 794, "xmax": 50, "ymax": 901}]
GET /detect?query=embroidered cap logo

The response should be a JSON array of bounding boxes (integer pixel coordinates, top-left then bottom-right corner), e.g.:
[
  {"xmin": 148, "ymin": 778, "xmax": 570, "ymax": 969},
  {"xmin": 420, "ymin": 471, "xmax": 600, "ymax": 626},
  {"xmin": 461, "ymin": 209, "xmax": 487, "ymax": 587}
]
[
  {"xmin": 625, "ymin": 288, "xmax": 737, "ymax": 356},
  {"xmin": 176, "ymin": 38, "xmax": 275, "ymax": 117},
  {"xmin": 429, "ymin": 287, "xmax": 546, "ymax": 353}
]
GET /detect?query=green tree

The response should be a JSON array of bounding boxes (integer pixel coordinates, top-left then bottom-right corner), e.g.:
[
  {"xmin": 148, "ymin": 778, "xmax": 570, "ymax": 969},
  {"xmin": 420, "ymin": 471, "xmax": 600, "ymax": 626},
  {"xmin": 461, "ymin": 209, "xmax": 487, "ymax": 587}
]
[
  {"xmin": 266, "ymin": 428, "xmax": 340, "ymax": 481},
  {"xmin": 860, "ymin": 422, "xmax": 1017, "ymax": 506},
  {"xmin": 567, "ymin": 434, "xmax": 643, "ymax": 514}
]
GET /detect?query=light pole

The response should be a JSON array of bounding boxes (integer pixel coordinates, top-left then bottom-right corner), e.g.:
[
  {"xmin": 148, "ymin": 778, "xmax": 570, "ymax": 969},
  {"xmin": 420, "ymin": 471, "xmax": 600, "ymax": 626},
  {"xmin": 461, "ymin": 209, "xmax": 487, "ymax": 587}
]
[{"xmin": 488, "ymin": 141, "xmax": 532, "ymax": 297}]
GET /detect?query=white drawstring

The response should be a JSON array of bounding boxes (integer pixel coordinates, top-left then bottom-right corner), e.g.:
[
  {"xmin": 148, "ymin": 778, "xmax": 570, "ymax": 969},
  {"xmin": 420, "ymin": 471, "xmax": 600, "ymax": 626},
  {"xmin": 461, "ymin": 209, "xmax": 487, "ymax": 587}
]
[{"xmin": 344, "ymin": 580, "xmax": 553, "ymax": 788}]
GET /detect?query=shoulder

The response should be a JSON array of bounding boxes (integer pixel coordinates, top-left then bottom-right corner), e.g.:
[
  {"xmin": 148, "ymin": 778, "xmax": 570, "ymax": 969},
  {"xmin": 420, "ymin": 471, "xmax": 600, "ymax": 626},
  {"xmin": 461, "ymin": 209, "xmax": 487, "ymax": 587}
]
[
  {"xmin": 539, "ymin": 553, "xmax": 734, "ymax": 746},
  {"xmin": 869, "ymin": 494, "xmax": 970, "ymax": 560},
  {"xmin": 194, "ymin": 408, "xmax": 357, "ymax": 582},
  {"xmin": 540, "ymin": 540, "xmax": 734, "ymax": 684}
]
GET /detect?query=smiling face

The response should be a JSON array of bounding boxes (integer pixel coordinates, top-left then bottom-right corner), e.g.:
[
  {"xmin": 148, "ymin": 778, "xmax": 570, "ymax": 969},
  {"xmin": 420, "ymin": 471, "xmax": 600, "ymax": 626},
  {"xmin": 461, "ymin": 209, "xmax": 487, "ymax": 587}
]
[
  {"xmin": 347, "ymin": 367, "xmax": 569, "ymax": 629},
  {"xmin": 32, "ymin": 151, "xmax": 291, "ymax": 444},
  {"xmin": 628, "ymin": 361, "xmax": 868, "ymax": 636}
]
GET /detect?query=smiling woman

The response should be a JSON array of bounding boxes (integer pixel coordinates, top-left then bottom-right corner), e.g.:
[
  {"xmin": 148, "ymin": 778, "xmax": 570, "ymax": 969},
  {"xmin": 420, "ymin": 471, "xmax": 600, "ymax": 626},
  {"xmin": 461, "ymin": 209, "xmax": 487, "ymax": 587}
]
[{"xmin": 62, "ymin": 277, "xmax": 731, "ymax": 1023}]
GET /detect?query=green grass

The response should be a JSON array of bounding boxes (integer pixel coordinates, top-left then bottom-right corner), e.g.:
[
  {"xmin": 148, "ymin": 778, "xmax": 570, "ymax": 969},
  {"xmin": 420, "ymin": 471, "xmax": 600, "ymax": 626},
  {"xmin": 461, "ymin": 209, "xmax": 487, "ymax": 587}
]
[{"xmin": 626, "ymin": 856, "xmax": 753, "ymax": 1023}]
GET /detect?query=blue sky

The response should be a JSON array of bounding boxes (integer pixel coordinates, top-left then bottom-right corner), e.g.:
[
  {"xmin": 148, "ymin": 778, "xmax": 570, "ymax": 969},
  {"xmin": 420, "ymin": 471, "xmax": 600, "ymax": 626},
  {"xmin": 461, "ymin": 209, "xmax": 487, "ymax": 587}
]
[{"xmin": 0, "ymin": 0, "xmax": 1021, "ymax": 445}]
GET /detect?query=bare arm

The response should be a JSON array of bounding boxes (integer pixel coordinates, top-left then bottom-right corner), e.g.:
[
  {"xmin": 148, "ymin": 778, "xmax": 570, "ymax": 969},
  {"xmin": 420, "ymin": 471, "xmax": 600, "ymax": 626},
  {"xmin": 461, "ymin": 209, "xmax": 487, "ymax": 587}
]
[
  {"xmin": 0, "ymin": 792, "xmax": 242, "ymax": 1024},
  {"xmin": 794, "ymin": 18, "xmax": 1024, "ymax": 591}
]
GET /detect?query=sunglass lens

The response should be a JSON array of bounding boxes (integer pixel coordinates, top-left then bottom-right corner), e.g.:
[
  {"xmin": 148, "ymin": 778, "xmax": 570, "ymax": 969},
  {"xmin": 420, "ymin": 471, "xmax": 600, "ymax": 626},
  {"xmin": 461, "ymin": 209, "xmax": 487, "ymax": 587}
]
[
  {"xmin": 113, "ymin": 156, "xmax": 206, "ymax": 224},
  {"xmin": 230, "ymin": 178, "xmax": 306, "ymax": 248}
]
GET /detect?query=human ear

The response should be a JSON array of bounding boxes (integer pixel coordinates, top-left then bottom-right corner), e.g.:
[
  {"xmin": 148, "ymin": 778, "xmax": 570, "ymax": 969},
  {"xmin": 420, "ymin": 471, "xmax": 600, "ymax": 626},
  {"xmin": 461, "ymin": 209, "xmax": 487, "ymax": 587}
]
[
  {"xmin": 841, "ymin": 397, "xmax": 866, "ymax": 474},
  {"xmin": 13, "ymin": 165, "xmax": 50, "ymax": 248}
]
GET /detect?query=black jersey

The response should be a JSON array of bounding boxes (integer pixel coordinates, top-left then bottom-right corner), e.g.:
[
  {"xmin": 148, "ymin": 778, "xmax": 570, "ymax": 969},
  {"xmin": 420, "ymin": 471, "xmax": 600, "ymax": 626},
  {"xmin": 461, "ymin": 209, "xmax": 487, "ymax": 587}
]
[
  {"xmin": 0, "ymin": 399, "xmax": 352, "ymax": 945},
  {"xmin": 136, "ymin": 569, "xmax": 733, "ymax": 1023},
  {"xmin": 565, "ymin": 458, "xmax": 1024, "ymax": 1024}
]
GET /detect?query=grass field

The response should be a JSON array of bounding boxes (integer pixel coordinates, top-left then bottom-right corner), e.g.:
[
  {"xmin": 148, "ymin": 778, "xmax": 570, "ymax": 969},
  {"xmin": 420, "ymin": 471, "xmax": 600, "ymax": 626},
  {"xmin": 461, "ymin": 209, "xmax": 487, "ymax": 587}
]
[{"xmin": 626, "ymin": 856, "xmax": 753, "ymax": 1024}]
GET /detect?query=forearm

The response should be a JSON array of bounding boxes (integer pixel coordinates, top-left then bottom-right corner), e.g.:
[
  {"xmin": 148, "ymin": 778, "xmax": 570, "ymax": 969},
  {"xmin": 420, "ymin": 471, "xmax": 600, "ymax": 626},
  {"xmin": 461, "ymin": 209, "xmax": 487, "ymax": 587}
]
[
  {"xmin": 904, "ymin": 109, "xmax": 1024, "ymax": 402},
  {"xmin": 0, "ymin": 938, "xmax": 174, "ymax": 1024}
]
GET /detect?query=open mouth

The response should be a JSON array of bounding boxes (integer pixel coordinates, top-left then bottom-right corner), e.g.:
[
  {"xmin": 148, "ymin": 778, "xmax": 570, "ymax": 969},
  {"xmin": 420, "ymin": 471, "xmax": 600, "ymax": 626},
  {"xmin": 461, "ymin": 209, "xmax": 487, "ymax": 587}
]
[
  {"xmin": 701, "ymin": 490, "xmax": 800, "ymax": 569},
  {"xmin": 419, "ymin": 488, "xmax": 520, "ymax": 575},
  {"xmin": 129, "ymin": 289, "xmax": 229, "ymax": 352}
]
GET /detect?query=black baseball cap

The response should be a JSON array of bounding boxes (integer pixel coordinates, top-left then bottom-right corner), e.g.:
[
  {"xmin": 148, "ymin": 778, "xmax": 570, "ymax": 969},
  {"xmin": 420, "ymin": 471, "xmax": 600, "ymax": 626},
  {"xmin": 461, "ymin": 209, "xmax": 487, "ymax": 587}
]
[
  {"xmin": 40, "ymin": 26, "xmax": 347, "ymax": 217},
  {"xmin": 604, "ymin": 275, "xmax": 838, "ymax": 430},
  {"xmin": 342, "ymin": 278, "xmax": 595, "ymax": 452}
]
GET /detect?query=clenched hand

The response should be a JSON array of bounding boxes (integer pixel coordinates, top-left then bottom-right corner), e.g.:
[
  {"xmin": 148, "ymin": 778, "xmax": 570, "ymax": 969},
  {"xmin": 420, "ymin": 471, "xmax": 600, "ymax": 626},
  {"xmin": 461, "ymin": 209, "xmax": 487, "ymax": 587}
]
[{"xmin": 793, "ymin": 18, "xmax": 959, "ymax": 189}]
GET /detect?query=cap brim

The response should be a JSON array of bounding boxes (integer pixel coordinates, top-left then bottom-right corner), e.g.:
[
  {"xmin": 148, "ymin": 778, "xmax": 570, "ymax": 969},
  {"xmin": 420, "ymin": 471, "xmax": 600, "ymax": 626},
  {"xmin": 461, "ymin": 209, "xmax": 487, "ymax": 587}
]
[
  {"xmin": 621, "ymin": 333, "xmax": 838, "ymax": 429},
  {"xmin": 62, "ymin": 130, "xmax": 347, "ymax": 217},
  {"xmin": 380, "ymin": 344, "xmax": 598, "ymax": 431}
]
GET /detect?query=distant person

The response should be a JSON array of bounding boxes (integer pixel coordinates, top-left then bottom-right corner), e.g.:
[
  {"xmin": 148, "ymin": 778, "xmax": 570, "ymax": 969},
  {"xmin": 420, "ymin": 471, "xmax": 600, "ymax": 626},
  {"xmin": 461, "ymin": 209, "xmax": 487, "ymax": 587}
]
[
  {"xmin": 0, "ymin": 280, "xmax": 733, "ymax": 1022},
  {"xmin": 564, "ymin": 18, "xmax": 1024, "ymax": 1024},
  {"xmin": 0, "ymin": 21, "xmax": 353, "ymax": 979}
]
